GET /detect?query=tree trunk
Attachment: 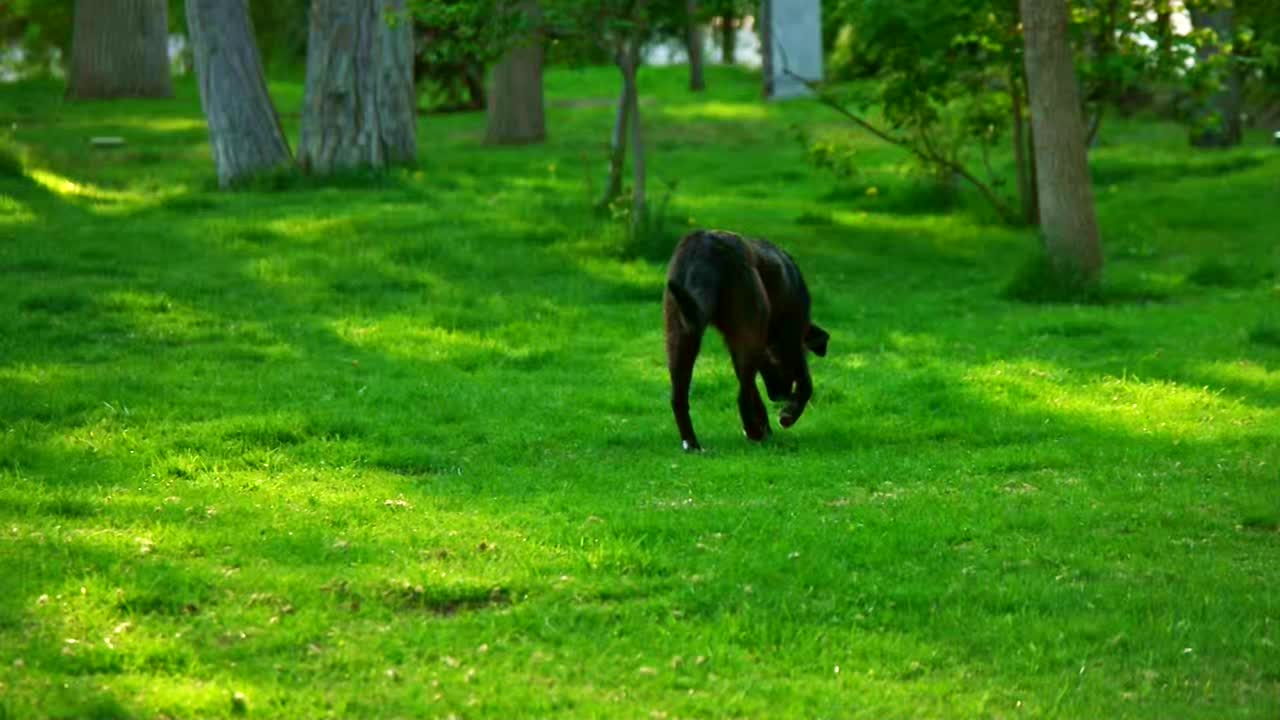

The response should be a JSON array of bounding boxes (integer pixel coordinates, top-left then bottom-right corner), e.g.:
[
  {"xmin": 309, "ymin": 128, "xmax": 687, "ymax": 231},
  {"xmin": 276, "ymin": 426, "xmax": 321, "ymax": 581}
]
[
  {"xmin": 186, "ymin": 0, "xmax": 292, "ymax": 188},
  {"xmin": 1021, "ymin": 0, "xmax": 1102, "ymax": 289},
  {"xmin": 485, "ymin": 0, "xmax": 545, "ymax": 145},
  {"xmin": 1155, "ymin": 9, "xmax": 1173, "ymax": 73},
  {"xmin": 759, "ymin": 0, "xmax": 773, "ymax": 97},
  {"xmin": 297, "ymin": 0, "xmax": 417, "ymax": 175},
  {"xmin": 464, "ymin": 64, "xmax": 487, "ymax": 110},
  {"xmin": 599, "ymin": 54, "xmax": 631, "ymax": 209},
  {"xmin": 67, "ymin": 0, "xmax": 173, "ymax": 99},
  {"xmin": 720, "ymin": 13, "xmax": 737, "ymax": 65},
  {"xmin": 1010, "ymin": 64, "xmax": 1039, "ymax": 226},
  {"xmin": 686, "ymin": 0, "xmax": 706, "ymax": 91},
  {"xmin": 1188, "ymin": 8, "xmax": 1243, "ymax": 148},
  {"xmin": 626, "ymin": 47, "xmax": 646, "ymax": 230}
]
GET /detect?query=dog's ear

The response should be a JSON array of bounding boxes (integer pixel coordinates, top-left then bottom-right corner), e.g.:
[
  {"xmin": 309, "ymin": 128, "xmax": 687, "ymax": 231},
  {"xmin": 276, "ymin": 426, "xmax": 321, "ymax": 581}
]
[{"xmin": 805, "ymin": 323, "xmax": 829, "ymax": 357}]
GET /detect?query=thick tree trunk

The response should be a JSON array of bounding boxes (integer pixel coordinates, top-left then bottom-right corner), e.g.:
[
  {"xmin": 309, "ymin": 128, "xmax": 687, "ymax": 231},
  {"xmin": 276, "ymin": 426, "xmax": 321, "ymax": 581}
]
[
  {"xmin": 1021, "ymin": 0, "xmax": 1102, "ymax": 289},
  {"xmin": 1189, "ymin": 8, "xmax": 1243, "ymax": 148},
  {"xmin": 720, "ymin": 13, "xmax": 737, "ymax": 65},
  {"xmin": 297, "ymin": 0, "xmax": 417, "ymax": 175},
  {"xmin": 67, "ymin": 0, "xmax": 173, "ymax": 99},
  {"xmin": 686, "ymin": 0, "xmax": 706, "ymax": 91},
  {"xmin": 186, "ymin": 0, "xmax": 292, "ymax": 188},
  {"xmin": 485, "ymin": 0, "xmax": 546, "ymax": 145}
]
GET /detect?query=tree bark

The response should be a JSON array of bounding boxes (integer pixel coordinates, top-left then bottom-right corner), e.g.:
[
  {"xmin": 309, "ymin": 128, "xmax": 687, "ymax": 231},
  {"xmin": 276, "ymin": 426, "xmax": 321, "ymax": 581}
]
[
  {"xmin": 626, "ymin": 45, "xmax": 647, "ymax": 230},
  {"xmin": 297, "ymin": 0, "xmax": 417, "ymax": 175},
  {"xmin": 485, "ymin": 0, "xmax": 546, "ymax": 145},
  {"xmin": 1188, "ymin": 8, "xmax": 1243, "ymax": 148},
  {"xmin": 186, "ymin": 0, "xmax": 292, "ymax": 188},
  {"xmin": 67, "ymin": 0, "xmax": 173, "ymax": 99},
  {"xmin": 599, "ymin": 55, "xmax": 632, "ymax": 208},
  {"xmin": 720, "ymin": 13, "xmax": 737, "ymax": 65},
  {"xmin": 1021, "ymin": 0, "xmax": 1102, "ymax": 288},
  {"xmin": 759, "ymin": 0, "xmax": 773, "ymax": 97},
  {"xmin": 1010, "ymin": 65, "xmax": 1039, "ymax": 226},
  {"xmin": 1155, "ymin": 8, "xmax": 1173, "ymax": 73},
  {"xmin": 686, "ymin": 0, "xmax": 706, "ymax": 91}
]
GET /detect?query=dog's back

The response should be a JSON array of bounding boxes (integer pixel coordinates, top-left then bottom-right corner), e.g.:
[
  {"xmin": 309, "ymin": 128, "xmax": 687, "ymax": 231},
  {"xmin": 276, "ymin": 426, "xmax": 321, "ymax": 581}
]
[{"xmin": 665, "ymin": 230, "xmax": 769, "ymax": 347}]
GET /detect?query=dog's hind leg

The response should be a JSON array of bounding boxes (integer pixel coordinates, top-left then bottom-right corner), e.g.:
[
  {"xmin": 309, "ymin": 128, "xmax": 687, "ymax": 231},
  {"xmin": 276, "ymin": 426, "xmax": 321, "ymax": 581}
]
[
  {"xmin": 667, "ymin": 330, "xmax": 703, "ymax": 452},
  {"xmin": 731, "ymin": 350, "xmax": 771, "ymax": 442}
]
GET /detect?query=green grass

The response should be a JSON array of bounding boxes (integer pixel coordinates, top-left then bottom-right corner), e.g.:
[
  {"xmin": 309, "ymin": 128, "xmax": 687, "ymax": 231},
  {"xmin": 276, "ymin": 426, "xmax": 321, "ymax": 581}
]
[{"xmin": 1, "ymin": 65, "xmax": 1279, "ymax": 719}]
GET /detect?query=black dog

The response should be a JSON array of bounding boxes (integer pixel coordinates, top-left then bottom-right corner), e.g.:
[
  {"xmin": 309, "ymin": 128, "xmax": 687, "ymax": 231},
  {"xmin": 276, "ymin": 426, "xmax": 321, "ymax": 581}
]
[{"xmin": 664, "ymin": 229, "xmax": 829, "ymax": 451}]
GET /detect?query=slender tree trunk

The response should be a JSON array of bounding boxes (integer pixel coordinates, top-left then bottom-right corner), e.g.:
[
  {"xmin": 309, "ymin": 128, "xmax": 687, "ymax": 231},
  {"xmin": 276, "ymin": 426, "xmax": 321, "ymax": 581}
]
[
  {"xmin": 186, "ymin": 0, "xmax": 292, "ymax": 188},
  {"xmin": 599, "ymin": 56, "xmax": 631, "ymax": 208},
  {"xmin": 626, "ymin": 46, "xmax": 646, "ymax": 230},
  {"xmin": 1010, "ymin": 64, "xmax": 1038, "ymax": 226},
  {"xmin": 1083, "ymin": 0, "xmax": 1119, "ymax": 147},
  {"xmin": 464, "ymin": 64, "xmax": 487, "ymax": 110},
  {"xmin": 1155, "ymin": 9, "xmax": 1173, "ymax": 74},
  {"xmin": 297, "ymin": 0, "xmax": 417, "ymax": 175},
  {"xmin": 720, "ymin": 13, "xmax": 737, "ymax": 65},
  {"xmin": 1021, "ymin": 0, "xmax": 1103, "ymax": 289},
  {"xmin": 485, "ymin": 0, "xmax": 545, "ymax": 145},
  {"xmin": 686, "ymin": 0, "xmax": 706, "ymax": 91},
  {"xmin": 760, "ymin": 0, "xmax": 773, "ymax": 97},
  {"xmin": 1188, "ymin": 8, "xmax": 1243, "ymax": 148},
  {"xmin": 67, "ymin": 0, "xmax": 173, "ymax": 99}
]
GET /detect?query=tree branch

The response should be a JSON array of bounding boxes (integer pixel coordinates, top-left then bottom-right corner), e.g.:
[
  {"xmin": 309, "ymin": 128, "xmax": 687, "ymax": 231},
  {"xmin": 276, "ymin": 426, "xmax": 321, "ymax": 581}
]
[{"xmin": 779, "ymin": 65, "xmax": 1018, "ymax": 224}]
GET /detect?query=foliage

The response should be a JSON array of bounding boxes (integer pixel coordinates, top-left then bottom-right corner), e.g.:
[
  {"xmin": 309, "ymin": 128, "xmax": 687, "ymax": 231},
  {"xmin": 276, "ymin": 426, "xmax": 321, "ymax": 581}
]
[
  {"xmin": 819, "ymin": 0, "xmax": 1023, "ymax": 222},
  {"xmin": 2, "ymin": 64, "xmax": 1280, "ymax": 720},
  {"xmin": 0, "ymin": 135, "xmax": 25, "ymax": 178},
  {"xmin": 408, "ymin": 0, "xmax": 524, "ymax": 111},
  {"xmin": 0, "ymin": 0, "xmax": 73, "ymax": 78}
]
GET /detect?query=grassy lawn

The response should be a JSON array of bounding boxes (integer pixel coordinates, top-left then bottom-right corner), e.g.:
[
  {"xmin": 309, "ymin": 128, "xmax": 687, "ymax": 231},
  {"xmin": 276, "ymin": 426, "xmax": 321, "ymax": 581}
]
[{"xmin": 1, "ymin": 65, "xmax": 1278, "ymax": 719}]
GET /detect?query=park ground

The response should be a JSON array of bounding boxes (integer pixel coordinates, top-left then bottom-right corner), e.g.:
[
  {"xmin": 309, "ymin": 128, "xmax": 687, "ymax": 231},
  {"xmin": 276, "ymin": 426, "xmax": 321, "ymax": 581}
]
[{"xmin": 1, "ymin": 65, "xmax": 1279, "ymax": 718}]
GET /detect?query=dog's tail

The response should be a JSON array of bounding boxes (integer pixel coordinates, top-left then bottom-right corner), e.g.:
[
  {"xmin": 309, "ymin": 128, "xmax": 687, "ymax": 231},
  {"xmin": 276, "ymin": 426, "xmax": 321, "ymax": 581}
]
[{"xmin": 667, "ymin": 280, "xmax": 707, "ymax": 331}]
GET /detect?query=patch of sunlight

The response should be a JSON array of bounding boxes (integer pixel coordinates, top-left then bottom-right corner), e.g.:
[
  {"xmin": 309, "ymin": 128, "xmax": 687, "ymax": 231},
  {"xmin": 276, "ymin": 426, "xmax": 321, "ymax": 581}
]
[
  {"xmin": 1195, "ymin": 360, "xmax": 1279, "ymax": 392},
  {"xmin": 965, "ymin": 359, "xmax": 1276, "ymax": 442},
  {"xmin": 249, "ymin": 255, "xmax": 311, "ymax": 289},
  {"xmin": 266, "ymin": 215, "xmax": 356, "ymax": 242},
  {"xmin": 0, "ymin": 362, "xmax": 83, "ymax": 387},
  {"xmin": 332, "ymin": 319, "xmax": 535, "ymax": 364},
  {"xmin": 833, "ymin": 353, "xmax": 871, "ymax": 372},
  {"xmin": 0, "ymin": 192, "xmax": 34, "ymax": 225},
  {"xmin": 100, "ymin": 289, "xmax": 223, "ymax": 344},
  {"xmin": 575, "ymin": 256, "xmax": 663, "ymax": 287},
  {"xmin": 27, "ymin": 168, "xmax": 148, "ymax": 205},
  {"xmin": 112, "ymin": 116, "xmax": 207, "ymax": 133},
  {"xmin": 887, "ymin": 331, "xmax": 943, "ymax": 354},
  {"xmin": 663, "ymin": 101, "xmax": 770, "ymax": 121}
]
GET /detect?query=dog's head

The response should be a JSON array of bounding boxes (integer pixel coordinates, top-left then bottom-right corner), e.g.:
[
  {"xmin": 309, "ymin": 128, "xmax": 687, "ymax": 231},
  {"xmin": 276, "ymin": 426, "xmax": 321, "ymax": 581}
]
[{"xmin": 760, "ymin": 323, "xmax": 830, "ymax": 401}]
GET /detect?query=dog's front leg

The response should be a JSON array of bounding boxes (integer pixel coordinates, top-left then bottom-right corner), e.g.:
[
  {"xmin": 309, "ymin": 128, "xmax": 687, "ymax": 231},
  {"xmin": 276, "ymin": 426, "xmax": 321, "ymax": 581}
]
[
  {"xmin": 779, "ymin": 352, "xmax": 812, "ymax": 428},
  {"xmin": 732, "ymin": 351, "xmax": 771, "ymax": 441},
  {"xmin": 667, "ymin": 330, "xmax": 703, "ymax": 451}
]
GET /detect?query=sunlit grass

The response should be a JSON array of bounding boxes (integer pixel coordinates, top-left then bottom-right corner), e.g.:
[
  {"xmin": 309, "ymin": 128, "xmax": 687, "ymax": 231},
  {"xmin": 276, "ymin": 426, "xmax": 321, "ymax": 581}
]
[
  {"xmin": 27, "ymin": 168, "xmax": 150, "ymax": 203},
  {"xmin": 0, "ymin": 65, "xmax": 1278, "ymax": 719}
]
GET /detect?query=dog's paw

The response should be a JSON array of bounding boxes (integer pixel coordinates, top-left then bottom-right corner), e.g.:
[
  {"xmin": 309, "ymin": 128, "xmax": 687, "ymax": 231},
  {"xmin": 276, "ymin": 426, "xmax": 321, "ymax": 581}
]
[
  {"xmin": 682, "ymin": 439, "xmax": 703, "ymax": 453},
  {"xmin": 779, "ymin": 411, "xmax": 797, "ymax": 428}
]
